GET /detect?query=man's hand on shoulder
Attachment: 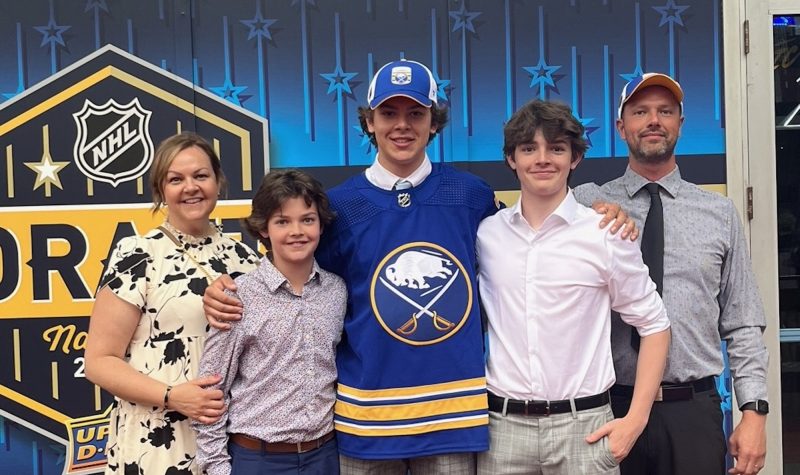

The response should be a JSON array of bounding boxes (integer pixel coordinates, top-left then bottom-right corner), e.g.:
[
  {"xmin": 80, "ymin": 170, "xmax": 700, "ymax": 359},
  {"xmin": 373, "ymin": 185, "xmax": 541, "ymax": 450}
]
[
  {"xmin": 203, "ymin": 275, "xmax": 242, "ymax": 330},
  {"xmin": 592, "ymin": 201, "xmax": 639, "ymax": 241}
]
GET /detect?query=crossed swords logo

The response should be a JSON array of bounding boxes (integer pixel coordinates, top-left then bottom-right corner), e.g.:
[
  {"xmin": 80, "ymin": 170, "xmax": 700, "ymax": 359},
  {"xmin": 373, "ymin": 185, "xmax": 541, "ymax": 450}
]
[{"xmin": 379, "ymin": 269, "xmax": 459, "ymax": 335}]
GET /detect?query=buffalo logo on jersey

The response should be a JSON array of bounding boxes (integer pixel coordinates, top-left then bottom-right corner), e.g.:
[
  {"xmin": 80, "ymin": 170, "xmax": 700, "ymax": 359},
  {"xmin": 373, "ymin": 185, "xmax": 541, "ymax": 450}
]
[
  {"xmin": 371, "ymin": 242, "xmax": 472, "ymax": 345},
  {"xmin": 73, "ymin": 97, "xmax": 154, "ymax": 187}
]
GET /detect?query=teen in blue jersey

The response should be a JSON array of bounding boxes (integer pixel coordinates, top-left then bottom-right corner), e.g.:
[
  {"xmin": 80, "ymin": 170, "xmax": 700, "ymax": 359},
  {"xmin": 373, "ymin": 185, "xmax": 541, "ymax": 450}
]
[
  {"xmin": 203, "ymin": 60, "xmax": 636, "ymax": 475},
  {"xmin": 318, "ymin": 60, "xmax": 497, "ymax": 473}
]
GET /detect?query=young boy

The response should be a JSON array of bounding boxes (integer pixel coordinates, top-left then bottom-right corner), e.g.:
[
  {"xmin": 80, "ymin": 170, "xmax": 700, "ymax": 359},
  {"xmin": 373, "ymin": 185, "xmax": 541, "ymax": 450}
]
[
  {"xmin": 476, "ymin": 100, "xmax": 671, "ymax": 474},
  {"xmin": 194, "ymin": 169, "xmax": 347, "ymax": 475}
]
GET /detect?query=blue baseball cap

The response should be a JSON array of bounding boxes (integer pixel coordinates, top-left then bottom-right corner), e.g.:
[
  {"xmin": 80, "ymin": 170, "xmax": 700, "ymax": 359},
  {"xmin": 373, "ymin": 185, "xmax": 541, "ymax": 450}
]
[
  {"xmin": 618, "ymin": 72, "xmax": 684, "ymax": 118},
  {"xmin": 367, "ymin": 59, "xmax": 438, "ymax": 109}
]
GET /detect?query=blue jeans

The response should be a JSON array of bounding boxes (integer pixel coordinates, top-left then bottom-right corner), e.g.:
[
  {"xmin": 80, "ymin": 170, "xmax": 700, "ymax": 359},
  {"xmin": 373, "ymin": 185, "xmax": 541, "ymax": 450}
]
[{"xmin": 229, "ymin": 437, "xmax": 340, "ymax": 475}]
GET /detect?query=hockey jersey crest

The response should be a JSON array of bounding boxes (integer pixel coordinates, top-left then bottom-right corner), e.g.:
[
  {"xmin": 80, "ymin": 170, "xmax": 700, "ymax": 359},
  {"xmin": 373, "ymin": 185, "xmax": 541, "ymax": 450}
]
[{"xmin": 372, "ymin": 242, "xmax": 472, "ymax": 345}]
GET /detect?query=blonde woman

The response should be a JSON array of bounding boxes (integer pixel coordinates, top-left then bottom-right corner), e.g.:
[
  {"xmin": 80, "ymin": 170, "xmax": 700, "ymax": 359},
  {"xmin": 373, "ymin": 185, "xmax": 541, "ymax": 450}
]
[{"xmin": 85, "ymin": 132, "xmax": 260, "ymax": 474}]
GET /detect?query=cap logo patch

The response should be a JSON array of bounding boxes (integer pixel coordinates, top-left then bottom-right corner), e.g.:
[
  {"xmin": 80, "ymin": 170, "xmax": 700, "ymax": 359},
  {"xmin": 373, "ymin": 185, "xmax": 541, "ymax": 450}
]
[{"xmin": 391, "ymin": 66, "xmax": 413, "ymax": 85}]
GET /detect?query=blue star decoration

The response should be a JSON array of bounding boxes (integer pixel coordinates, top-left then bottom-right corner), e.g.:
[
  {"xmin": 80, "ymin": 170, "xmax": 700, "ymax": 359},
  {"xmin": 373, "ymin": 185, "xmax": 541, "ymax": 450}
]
[
  {"xmin": 34, "ymin": 18, "xmax": 71, "ymax": 48},
  {"xmin": 432, "ymin": 72, "xmax": 451, "ymax": 103},
  {"xmin": 84, "ymin": 0, "xmax": 109, "ymax": 12},
  {"xmin": 209, "ymin": 79, "xmax": 247, "ymax": 106},
  {"xmin": 653, "ymin": 0, "xmax": 690, "ymax": 27},
  {"xmin": 620, "ymin": 65, "xmax": 645, "ymax": 84},
  {"xmin": 2, "ymin": 87, "xmax": 23, "ymax": 101},
  {"xmin": 522, "ymin": 58, "xmax": 562, "ymax": 89},
  {"xmin": 354, "ymin": 125, "xmax": 374, "ymax": 154},
  {"xmin": 241, "ymin": 9, "xmax": 277, "ymax": 40},
  {"xmin": 715, "ymin": 375, "xmax": 732, "ymax": 412},
  {"xmin": 576, "ymin": 116, "xmax": 600, "ymax": 148},
  {"xmin": 320, "ymin": 65, "xmax": 357, "ymax": 95},
  {"xmin": 449, "ymin": 3, "xmax": 481, "ymax": 34},
  {"xmin": 48, "ymin": 443, "xmax": 66, "ymax": 467}
]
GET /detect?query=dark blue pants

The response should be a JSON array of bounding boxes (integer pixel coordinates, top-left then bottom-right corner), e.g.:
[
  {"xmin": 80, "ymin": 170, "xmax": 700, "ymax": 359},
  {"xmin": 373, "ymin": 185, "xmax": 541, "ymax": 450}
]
[{"xmin": 229, "ymin": 437, "xmax": 340, "ymax": 475}]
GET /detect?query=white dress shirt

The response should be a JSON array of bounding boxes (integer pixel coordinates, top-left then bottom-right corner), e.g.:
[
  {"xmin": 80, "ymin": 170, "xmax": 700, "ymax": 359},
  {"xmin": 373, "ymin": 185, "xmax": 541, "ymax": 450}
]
[
  {"xmin": 364, "ymin": 154, "xmax": 432, "ymax": 190},
  {"xmin": 477, "ymin": 190, "xmax": 669, "ymax": 401}
]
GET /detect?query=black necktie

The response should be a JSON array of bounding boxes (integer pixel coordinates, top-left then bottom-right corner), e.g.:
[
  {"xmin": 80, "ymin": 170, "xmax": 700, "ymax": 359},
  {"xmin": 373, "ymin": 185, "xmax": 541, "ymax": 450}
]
[{"xmin": 632, "ymin": 182, "xmax": 664, "ymax": 351}]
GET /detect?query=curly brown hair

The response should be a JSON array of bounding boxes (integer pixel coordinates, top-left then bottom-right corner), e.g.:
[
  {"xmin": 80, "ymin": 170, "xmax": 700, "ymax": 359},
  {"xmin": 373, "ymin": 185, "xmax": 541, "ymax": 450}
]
[
  {"xmin": 243, "ymin": 169, "xmax": 335, "ymax": 250},
  {"xmin": 503, "ymin": 100, "xmax": 587, "ymax": 182}
]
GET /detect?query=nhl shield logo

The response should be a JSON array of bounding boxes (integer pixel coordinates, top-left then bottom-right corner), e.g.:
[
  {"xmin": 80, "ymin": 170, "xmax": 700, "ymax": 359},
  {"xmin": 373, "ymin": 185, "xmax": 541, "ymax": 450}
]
[
  {"xmin": 397, "ymin": 192, "xmax": 411, "ymax": 208},
  {"xmin": 72, "ymin": 98, "xmax": 154, "ymax": 187}
]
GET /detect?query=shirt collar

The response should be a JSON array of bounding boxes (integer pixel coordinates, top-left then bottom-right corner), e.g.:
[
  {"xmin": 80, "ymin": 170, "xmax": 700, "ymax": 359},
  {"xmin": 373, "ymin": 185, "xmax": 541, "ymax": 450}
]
[
  {"xmin": 257, "ymin": 256, "xmax": 322, "ymax": 293},
  {"xmin": 365, "ymin": 155, "xmax": 432, "ymax": 190},
  {"xmin": 508, "ymin": 189, "xmax": 580, "ymax": 227},
  {"xmin": 622, "ymin": 165, "xmax": 682, "ymax": 199}
]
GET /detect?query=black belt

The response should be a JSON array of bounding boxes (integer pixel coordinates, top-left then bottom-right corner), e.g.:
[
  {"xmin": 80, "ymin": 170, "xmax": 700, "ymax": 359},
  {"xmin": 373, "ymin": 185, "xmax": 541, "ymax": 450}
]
[
  {"xmin": 488, "ymin": 391, "xmax": 609, "ymax": 416},
  {"xmin": 610, "ymin": 376, "xmax": 716, "ymax": 402}
]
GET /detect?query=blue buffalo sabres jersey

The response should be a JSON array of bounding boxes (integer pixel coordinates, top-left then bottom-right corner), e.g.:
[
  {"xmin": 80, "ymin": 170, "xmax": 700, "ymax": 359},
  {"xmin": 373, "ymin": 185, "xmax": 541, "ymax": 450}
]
[{"xmin": 316, "ymin": 163, "xmax": 497, "ymax": 459}]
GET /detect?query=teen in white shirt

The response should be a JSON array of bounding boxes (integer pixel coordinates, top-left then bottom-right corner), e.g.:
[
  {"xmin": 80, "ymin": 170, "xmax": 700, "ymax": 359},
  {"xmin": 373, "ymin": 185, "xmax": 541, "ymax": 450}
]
[{"xmin": 476, "ymin": 100, "xmax": 670, "ymax": 475}]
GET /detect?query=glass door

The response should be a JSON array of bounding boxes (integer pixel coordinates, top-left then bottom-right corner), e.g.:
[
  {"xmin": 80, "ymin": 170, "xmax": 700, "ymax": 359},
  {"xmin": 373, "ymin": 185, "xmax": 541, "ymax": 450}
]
[
  {"xmin": 774, "ymin": 14, "xmax": 800, "ymax": 472},
  {"xmin": 744, "ymin": 1, "xmax": 800, "ymax": 472}
]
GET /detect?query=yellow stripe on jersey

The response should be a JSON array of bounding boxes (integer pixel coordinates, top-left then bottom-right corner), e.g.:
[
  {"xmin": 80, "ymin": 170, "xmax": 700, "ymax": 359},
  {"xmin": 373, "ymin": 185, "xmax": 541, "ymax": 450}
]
[
  {"xmin": 335, "ymin": 394, "xmax": 488, "ymax": 422},
  {"xmin": 337, "ymin": 377, "xmax": 486, "ymax": 401},
  {"xmin": 335, "ymin": 414, "xmax": 489, "ymax": 437}
]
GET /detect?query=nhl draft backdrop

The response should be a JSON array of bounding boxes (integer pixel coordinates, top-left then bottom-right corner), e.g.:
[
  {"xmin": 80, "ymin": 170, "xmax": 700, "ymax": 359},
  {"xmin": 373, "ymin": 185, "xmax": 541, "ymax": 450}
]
[
  {"xmin": 0, "ymin": 1, "xmax": 731, "ymax": 473},
  {"xmin": 0, "ymin": 45, "xmax": 269, "ymax": 474}
]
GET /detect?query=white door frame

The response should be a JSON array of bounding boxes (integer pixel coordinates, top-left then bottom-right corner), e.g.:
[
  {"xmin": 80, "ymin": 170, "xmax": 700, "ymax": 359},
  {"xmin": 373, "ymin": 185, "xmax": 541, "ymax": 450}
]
[{"xmin": 724, "ymin": 0, "xmax": 791, "ymax": 472}]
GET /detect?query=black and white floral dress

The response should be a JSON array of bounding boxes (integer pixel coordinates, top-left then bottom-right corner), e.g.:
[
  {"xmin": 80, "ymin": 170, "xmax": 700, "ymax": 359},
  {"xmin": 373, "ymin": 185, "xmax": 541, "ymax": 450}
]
[{"xmin": 99, "ymin": 221, "xmax": 259, "ymax": 474}]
